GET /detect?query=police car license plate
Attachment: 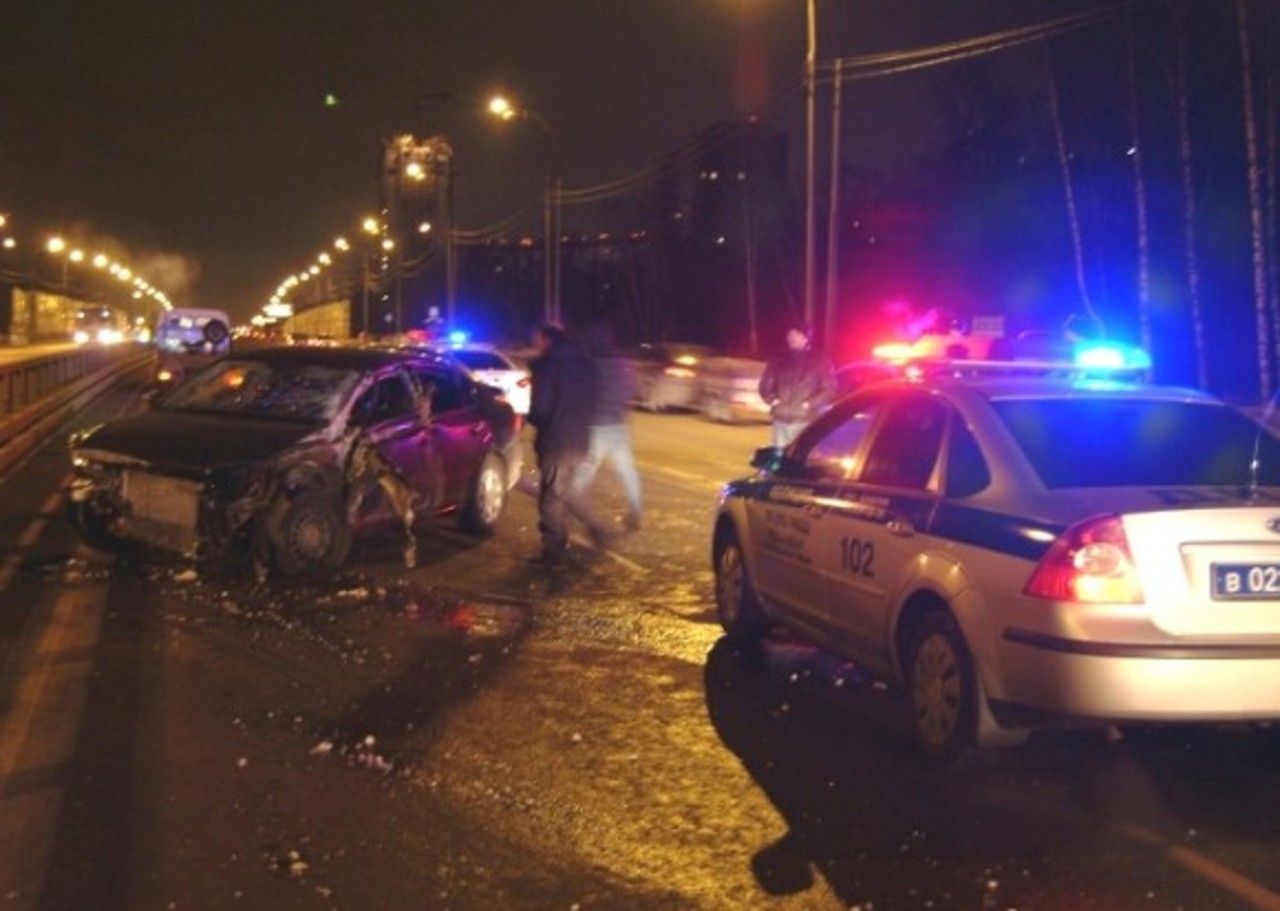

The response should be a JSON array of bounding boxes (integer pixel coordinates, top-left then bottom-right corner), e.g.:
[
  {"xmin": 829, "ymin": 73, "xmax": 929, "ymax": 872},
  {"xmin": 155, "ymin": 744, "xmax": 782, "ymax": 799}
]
[{"xmin": 1212, "ymin": 563, "xmax": 1280, "ymax": 600}]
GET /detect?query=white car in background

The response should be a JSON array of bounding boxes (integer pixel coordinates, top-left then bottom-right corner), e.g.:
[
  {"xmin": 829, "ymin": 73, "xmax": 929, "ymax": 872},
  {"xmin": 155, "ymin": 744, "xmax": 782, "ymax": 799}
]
[{"xmin": 437, "ymin": 344, "xmax": 531, "ymax": 416}]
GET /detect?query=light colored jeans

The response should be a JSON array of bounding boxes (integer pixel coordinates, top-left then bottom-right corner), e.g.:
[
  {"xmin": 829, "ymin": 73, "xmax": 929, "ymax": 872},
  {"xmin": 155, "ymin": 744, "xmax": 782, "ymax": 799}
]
[
  {"xmin": 574, "ymin": 423, "xmax": 643, "ymax": 518},
  {"xmin": 771, "ymin": 420, "xmax": 807, "ymax": 448}
]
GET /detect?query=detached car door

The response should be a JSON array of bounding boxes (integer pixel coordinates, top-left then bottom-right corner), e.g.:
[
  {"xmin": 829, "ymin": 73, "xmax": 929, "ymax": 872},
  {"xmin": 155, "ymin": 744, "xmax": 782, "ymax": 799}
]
[
  {"xmin": 824, "ymin": 393, "xmax": 948, "ymax": 662},
  {"xmin": 350, "ymin": 370, "xmax": 434, "ymax": 493},
  {"xmin": 413, "ymin": 367, "xmax": 491, "ymax": 505}
]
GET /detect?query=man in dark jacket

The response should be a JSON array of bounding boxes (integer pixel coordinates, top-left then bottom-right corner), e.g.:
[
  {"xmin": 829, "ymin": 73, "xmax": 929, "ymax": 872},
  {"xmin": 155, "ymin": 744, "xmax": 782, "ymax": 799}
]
[
  {"xmin": 573, "ymin": 321, "xmax": 643, "ymax": 531},
  {"xmin": 759, "ymin": 324, "xmax": 836, "ymax": 447},
  {"xmin": 528, "ymin": 323, "xmax": 612, "ymax": 563}
]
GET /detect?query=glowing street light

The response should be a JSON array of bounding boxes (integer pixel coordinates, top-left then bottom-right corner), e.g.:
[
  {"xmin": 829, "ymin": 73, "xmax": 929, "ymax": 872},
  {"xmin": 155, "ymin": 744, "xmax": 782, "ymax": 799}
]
[
  {"xmin": 404, "ymin": 160, "xmax": 426, "ymax": 182},
  {"xmin": 0, "ymin": 214, "xmax": 7, "ymax": 228},
  {"xmin": 417, "ymin": 221, "xmax": 433, "ymax": 234},
  {"xmin": 118, "ymin": 268, "xmax": 132, "ymax": 281},
  {"xmin": 308, "ymin": 265, "xmax": 320, "ymax": 275},
  {"xmin": 361, "ymin": 216, "xmax": 380, "ymax": 235},
  {"xmin": 69, "ymin": 249, "xmax": 85, "ymax": 263},
  {"xmin": 381, "ymin": 238, "xmax": 396, "ymax": 252},
  {"xmin": 334, "ymin": 236, "xmax": 350, "ymax": 251},
  {"xmin": 92, "ymin": 253, "xmax": 108, "ymax": 268},
  {"xmin": 488, "ymin": 95, "xmax": 516, "ymax": 121},
  {"xmin": 2, "ymin": 238, "xmax": 14, "ymax": 250},
  {"xmin": 317, "ymin": 252, "xmax": 332, "ymax": 265},
  {"xmin": 46, "ymin": 236, "xmax": 66, "ymax": 254}
]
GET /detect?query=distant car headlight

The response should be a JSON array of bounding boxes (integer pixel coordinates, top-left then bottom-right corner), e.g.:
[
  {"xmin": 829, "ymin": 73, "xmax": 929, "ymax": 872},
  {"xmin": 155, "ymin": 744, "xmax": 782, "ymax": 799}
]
[{"xmin": 73, "ymin": 330, "xmax": 90, "ymax": 345}]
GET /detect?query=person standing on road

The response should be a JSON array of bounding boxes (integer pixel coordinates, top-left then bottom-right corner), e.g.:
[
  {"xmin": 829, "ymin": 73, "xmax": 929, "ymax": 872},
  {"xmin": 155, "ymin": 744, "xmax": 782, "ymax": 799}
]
[
  {"xmin": 574, "ymin": 321, "xmax": 644, "ymax": 532},
  {"xmin": 528, "ymin": 323, "xmax": 614, "ymax": 565},
  {"xmin": 759, "ymin": 324, "xmax": 836, "ymax": 448}
]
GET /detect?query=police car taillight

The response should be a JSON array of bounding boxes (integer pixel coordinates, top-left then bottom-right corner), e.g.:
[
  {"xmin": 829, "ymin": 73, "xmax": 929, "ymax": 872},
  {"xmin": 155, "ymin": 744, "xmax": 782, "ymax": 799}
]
[{"xmin": 1024, "ymin": 515, "xmax": 1144, "ymax": 604}]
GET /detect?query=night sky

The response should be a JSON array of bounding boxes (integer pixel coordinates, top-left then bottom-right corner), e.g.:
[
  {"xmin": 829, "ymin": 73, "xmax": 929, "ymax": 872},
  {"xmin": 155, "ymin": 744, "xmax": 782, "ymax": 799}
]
[{"xmin": 0, "ymin": 0, "xmax": 1106, "ymax": 320}]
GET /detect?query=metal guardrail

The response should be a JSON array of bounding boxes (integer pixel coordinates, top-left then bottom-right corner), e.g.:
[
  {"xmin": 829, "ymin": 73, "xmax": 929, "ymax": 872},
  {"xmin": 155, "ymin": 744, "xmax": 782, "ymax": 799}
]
[{"xmin": 0, "ymin": 346, "xmax": 141, "ymax": 418}]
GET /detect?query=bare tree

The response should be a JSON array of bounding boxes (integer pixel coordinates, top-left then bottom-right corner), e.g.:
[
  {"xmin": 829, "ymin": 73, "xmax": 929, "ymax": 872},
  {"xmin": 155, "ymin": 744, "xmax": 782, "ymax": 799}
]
[
  {"xmin": 1237, "ymin": 0, "xmax": 1272, "ymax": 401},
  {"xmin": 1044, "ymin": 43, "xmax": 1101, "ymax": 332},
  {"xmin": 1173, "ymin": 3, "xmax": 1209, "ymax": 388},
  {"xmin": 1266, "ymin": 3, "xmax": 1279, "ymax": 375},
  {"xmin": 1127, "ymin": 3, "xmax": 1153, "ymax": 355}
]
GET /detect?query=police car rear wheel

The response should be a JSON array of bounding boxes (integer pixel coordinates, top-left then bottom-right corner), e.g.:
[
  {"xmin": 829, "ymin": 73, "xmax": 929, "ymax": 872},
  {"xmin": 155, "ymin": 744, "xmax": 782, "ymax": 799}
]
[
  {"xmin": 907, "ymin": 611, "xmax": 977, "ymax": 760},
  {"xmin": 715, "ymin": 531, "xmax": 767, "ymax": 642}
]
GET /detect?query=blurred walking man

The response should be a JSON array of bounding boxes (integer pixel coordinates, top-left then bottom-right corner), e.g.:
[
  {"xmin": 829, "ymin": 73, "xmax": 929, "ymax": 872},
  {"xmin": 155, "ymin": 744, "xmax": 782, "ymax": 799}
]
[
  {"xmin": 528, "ymin": 323, "xmax": 613, "ymax": 565},
  {"xmin": 759, "ymin": 324, "xmax": 836, "ymax": 448},
  {"xmin": 575, "ymin": 322, "xmax": 643, "ymax": 532}
]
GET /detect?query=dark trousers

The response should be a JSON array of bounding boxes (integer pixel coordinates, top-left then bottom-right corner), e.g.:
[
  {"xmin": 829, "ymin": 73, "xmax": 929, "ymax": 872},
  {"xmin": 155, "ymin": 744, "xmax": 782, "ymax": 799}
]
[{"xmin": 538, "ymin": 456, "xmax": 607, "ymax": 553}]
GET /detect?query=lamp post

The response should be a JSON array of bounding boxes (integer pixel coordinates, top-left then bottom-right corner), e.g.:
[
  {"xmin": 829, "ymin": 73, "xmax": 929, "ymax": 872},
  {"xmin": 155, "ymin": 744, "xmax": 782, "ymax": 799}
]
[
  {"xmin": 488, "ymin": 94, "xmax": 558, "ymax": 323},
  {"xmin": 45, "ymin": 236, "xmax": 68, "ymax": 290},
  {"xmin": 803, "ymin": 0, "xmax": 818, "ymax": 333}
]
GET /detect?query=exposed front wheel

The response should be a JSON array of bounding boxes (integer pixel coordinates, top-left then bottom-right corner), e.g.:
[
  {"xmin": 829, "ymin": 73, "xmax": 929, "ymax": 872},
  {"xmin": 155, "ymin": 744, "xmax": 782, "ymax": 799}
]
[
  {"xmin": 907, "ymin": 610, "xmax": 978, "ymax": 762},
  {"xmin": 714, "ymin": 527, "xmax": 768, "ymax": 643},
  {"xmin": 67, "ymin": 497, "xmax": 135, "ymax": 554},
  {"xmin": 460, "ymin": 452, "xmax": 506, "ymax": 535},
  {"xmin": 268, "ymin": 492, "xmax": 351, "ymax": 576}
]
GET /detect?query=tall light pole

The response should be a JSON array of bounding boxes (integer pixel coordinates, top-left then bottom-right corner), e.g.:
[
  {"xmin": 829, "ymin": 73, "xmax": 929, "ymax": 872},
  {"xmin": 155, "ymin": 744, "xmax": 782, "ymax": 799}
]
[
  {"xmin": 489, "ymin": 94, "xmax": 557, "ymax": 324},
  {"xmin": 803, "ymin": 0, "xmax": 818, "ymax": 333}
]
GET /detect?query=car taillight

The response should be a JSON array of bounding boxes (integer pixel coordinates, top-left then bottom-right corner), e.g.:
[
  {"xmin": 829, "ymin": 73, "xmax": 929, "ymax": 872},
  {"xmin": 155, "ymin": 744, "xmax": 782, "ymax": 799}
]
[{"xmin": 1024, "ymin": 515, "xmax": 1144, "ymax": 604}]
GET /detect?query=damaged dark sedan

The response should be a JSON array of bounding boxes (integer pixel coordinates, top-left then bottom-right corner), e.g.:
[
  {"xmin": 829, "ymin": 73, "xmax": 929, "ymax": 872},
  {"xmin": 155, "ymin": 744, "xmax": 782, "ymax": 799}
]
[{"xmin": 67, "ymin": 347, "xmax": 522, "ymax": 574}]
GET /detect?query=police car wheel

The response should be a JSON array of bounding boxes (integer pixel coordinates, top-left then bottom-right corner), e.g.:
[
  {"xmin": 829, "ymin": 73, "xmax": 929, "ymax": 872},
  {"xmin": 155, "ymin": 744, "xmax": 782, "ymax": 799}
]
[
  {"xmin": 907, "ymin": 610, "xmax": 977, "ymax": 760},
  {"xmin": 715, "ymin": 530, "xmax": 767, "ymax": 642}
]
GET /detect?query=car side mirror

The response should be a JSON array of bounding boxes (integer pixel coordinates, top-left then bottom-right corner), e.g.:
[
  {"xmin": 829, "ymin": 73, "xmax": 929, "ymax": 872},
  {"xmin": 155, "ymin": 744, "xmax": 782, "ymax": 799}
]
[{"xmin": 751, "ymin": 446, "xmax": 791, "ymax": 474}]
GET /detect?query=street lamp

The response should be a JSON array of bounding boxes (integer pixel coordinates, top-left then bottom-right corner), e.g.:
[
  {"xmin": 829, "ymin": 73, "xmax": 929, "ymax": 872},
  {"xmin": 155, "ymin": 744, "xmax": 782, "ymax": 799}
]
[
  {"xmin": 488, "ymin": 95, "xmax": 516, "ymax": 121},
  {"xmin": 361, "ymin": 216, "xmax": 381, "ymax": 235},
  {"xmin": 92, "ymin": 253, "xmax": 108, "ymax": 268},
  {"xmin": 2, "ymin": 238, "xmax": 14, "ymax": 250},
  {"xmin": 417, "ymin": 221, "xmax": 433, "ymax": 234},
  {"xmin": 69, "ymin": 249, "xmax": 85, "ymax": 263},
  {"xmin": 334, "ymin": 236, "xmax": 350, "ymax": 251},
  {"xmin": 45, "ymin": 236, "xmax": 68, "ymax": 288},
  {"xmin": 488, "ymin": 93, "xmax": 558, "ymax": 322}
]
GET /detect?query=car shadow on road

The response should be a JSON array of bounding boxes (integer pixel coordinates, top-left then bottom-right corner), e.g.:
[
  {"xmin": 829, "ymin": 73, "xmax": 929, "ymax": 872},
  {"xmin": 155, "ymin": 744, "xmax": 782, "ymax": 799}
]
[
  {"xmin": 314, "ymin": 597, "xmax": 532, "ymax": 768},
  {"xmin": 703, "ymin": 636, "xmax": 1280, "ymax": 910}
]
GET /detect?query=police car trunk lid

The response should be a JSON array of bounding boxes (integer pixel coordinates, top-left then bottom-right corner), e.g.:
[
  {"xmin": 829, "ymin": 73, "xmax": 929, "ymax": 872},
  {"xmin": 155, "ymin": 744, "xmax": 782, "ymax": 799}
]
[{"xmin": 1117, "ymin": 496, "xmax": 1280, "ymax": 638}]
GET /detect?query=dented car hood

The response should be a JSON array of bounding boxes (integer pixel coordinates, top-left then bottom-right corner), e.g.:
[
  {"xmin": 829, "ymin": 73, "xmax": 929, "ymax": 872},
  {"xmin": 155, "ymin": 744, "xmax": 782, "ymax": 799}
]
[{"xmin": 76, "ymin": 411, "xmax": 323, "ymax": 470}]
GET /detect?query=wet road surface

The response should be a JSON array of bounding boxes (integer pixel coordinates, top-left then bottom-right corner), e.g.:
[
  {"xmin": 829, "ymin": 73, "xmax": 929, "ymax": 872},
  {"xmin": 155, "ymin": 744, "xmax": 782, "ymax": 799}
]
[{"xmin": 2, "ymin": 381, "xmax": 1280, "ymax": 910}]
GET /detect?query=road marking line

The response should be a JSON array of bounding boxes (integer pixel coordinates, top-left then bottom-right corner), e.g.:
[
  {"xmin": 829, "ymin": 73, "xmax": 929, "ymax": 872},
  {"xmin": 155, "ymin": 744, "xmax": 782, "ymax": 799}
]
[
  {"xmin": 1122, "ymin": 824, "xmax": 1280, "ymax": 911},
  {"xmin": 0, "ymin": 480, "xmax": 70, "ymax": 594},
  {"xmin": 565, "ymin": 533, "xmax": 647, "ymax": 575}
]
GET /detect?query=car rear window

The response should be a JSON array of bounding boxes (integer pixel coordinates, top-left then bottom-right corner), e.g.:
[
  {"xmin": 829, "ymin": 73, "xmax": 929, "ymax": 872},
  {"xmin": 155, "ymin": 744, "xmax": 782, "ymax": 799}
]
[
  {"xmin": 451, "ymin": 350, "xmax": 511, "ymax": 371},
  {"xmin": 993, "ymin": 398, "xmax": 1280, "ymax": 488}
]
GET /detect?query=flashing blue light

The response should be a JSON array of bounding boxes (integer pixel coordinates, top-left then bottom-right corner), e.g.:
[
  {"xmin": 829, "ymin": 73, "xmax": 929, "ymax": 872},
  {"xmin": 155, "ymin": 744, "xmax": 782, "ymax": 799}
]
[
  {"xmin": 447, "ymin": 330, "xmax": 470, "ymax": 346},
  {"xmin": 1074, "ymin": 342, "xmax": 1151, "ymax": 371}
]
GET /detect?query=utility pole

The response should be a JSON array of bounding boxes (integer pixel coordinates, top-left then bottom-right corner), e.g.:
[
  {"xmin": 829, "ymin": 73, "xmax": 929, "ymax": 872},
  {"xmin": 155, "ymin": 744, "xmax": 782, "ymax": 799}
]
[
  {"xmin": 445, "ymin": 155, "xmax": 457, "ymax": 326},
  {"xmin": 544, "ymin": 177, "xmax": 554, "ymax": 323},
  {"xmin": 803, "ymin": 0, "xmax": 818, "ymax": 330},
  {"xmin": 824, "ymin": 72, "xmax": 843, "ymax": 353}
]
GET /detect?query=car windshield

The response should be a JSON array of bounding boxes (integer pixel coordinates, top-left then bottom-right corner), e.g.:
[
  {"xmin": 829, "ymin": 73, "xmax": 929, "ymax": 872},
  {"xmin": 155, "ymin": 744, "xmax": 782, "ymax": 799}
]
[
  {"xmin": 450, "ymin": 349, "xmax": 511, "ymax": 371},
  {"xmin": 161, "ymin": 359, "xmax": 360, "ymax": 424},
  {"xmin": 994, "ymin": 398, "xmax": 1280, "ymax": 488}
]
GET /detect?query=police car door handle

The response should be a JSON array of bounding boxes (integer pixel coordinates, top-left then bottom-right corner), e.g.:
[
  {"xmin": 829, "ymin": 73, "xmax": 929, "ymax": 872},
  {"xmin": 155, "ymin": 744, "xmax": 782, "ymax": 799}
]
[{"xmin": 886, "ymin": 516, "xmax": 915, "ymax": 537}]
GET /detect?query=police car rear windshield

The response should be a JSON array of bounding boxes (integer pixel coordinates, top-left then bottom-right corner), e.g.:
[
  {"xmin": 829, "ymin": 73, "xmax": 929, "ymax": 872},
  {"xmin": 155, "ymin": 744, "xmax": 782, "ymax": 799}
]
[{"xmin": 994, "ymin": 399, "xmax": 1280, "ymax": 488}]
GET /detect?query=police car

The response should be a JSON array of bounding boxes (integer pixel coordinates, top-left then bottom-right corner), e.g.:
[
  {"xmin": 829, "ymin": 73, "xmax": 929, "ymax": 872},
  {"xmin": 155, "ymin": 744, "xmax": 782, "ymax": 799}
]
[{"xmin": 712, "ymin": 346, "xmax": 1280, "ymax": 759}]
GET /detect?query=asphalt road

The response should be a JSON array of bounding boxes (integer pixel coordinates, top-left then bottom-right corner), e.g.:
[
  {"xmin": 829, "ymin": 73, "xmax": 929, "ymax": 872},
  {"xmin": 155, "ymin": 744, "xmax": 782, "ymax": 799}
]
[{"xmin": 2, "ymin": 379, "xmax": 1280, "ymax": 910}]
